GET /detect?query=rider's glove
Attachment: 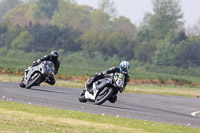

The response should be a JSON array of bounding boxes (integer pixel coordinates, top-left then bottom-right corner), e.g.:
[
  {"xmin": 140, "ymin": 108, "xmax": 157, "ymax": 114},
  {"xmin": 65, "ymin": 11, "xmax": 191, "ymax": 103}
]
[
  {"xmin": 102, "ymin": 71, "xmax": 107, "ymax": 75},
  {"xmin": 33, "ymin": 59, "xmax": 41, "ymax": 66},
  {"xmin": 36, "ymin": 59, "xmax": 41, "ymax": 64},
  {"xmin": 32, "ymin": 61, "xmax": 37, "ymax": 65}
]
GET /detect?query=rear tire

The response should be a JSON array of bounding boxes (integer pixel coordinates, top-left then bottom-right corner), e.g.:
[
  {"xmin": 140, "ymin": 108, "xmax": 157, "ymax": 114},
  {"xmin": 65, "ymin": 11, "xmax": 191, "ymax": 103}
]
[
  {"xmin": 95, "ymin": 87, "xmax": 113, "ymax": 105},
  {"xmin": 26, "ymin": 73, "xmax": 41, "ymax": 89},
  {"xmin": 79, "ymin": 90, "xmax": 87, "ymax": 103}
]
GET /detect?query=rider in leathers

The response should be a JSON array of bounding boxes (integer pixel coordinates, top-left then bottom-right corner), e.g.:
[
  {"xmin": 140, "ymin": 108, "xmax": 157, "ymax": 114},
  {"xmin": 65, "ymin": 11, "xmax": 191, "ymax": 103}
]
[
  {"xmin": 20, "ymin": 51, "xmax": 60, "ymax": 88},
  {"xmin": 32, "ymin": 51, "xmax": 60, "ymax": 85},
  {"xmin": 85, "ymin": 61, "xmax": 130, "ymax": 103}
]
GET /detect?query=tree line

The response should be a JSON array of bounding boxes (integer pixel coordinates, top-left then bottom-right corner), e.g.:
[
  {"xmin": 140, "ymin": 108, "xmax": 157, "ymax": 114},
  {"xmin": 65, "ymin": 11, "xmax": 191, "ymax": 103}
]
[{"xmin": 0, "ymin": 0, "xmax": 200, "ymax": 69}]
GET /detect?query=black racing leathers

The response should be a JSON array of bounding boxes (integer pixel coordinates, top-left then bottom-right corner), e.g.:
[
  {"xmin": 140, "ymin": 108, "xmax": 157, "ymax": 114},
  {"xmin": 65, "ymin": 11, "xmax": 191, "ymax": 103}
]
[
  {"xmin": 86, "ymin": 66, "xmax": 129, "ymax": 90},
  {"xmin": 102, "ymin": 66, "xmax": 129, "ymax": 88},
  {"xmin": 37, "ymin": 55, "xmax": 60, "ymax": 85},
  {"xmin": 39, "ymin": 55, "xmax": 60, "ymax": 75}
]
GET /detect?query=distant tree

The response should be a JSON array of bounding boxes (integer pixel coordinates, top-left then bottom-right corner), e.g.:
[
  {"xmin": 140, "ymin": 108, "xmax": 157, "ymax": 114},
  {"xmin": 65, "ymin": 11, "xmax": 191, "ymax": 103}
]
[
  {"xmin": 112, "ymin": 16, "xmax": 137, "ymax": 39},
  {"xmin": 173, "ymin": 40, "xmax": 188, "ymax": 67},
  {"xmin": 173, "ymin": 30, "xmax": 188, "ymax": 44},
  {"xmin": 135, "ymin": 27, "xmax": 154, "ymax": 43},
  {"xmin": 152, "ymin": 38, "xmax": 176, "ymax": 66},
  {"xmin": 0, "ymin": 23, "xmax": 8, "ymax": 47},
  {"xmin": 98, "ymin": 0, "xmax": 117, "ymax": 19},
  {"xmin": 11, "ymin": 30, "xmax": 32, "ymax": 50},
  {"xmin": 142, "ymin": 0, "xmax": 184, "ymax": 39},
  {"xmin": 117, "ymin": 40, "xmax": 135, "ymax": 60},
  {"xmin": 152, "ymin": 29, "xmax": 187, "ymax": 66},
  {"xmin": 36, "ymin": 0, "xmax": 58, "ymax": 19},
  {"xmin": 0, "ymin": 0, "xmax": 21, "ymax": 21},
  {"xmin": 103, "ymin": 32, "xmax": 126, "ymax": 56},
  {"xmin": 0, "ymin": 23, "xmax": 23, "ymax": 48},
  {"xmin": 90, "ymin": 10, "xmax": 111, "ymax": 31},
  {"xmin": 175, "ymin": 37, "xmax": 200, "ymax": 67},
  {"xmin": 79, "ymin": 29, "xmax": 135, "ymax": 58},
  {"xmin": 55, "ymin": 27, "xmax": 81, "ymax": 52},
  {"xmin": 3, "ymin": 4, "xmax": 33, "ymax": 26},
  {"xmin": 51, "ymin": 0, "xmax": 93, "ymax": 31},
  {"xmin": 26, "ymin": 24, "xmax": 60, "ymax": 52},
  {"xmin": 26, "ymin": 23, "xmax": 81, "ymax": 52},
  {"xmin": 135, "ymin": 0, "xmax": 184, "ymax": 64},
  {"xmin": 134, "ymin": 41, "xmax": 156, "ymax": 62},
  {"xmin": 23, "ymin": 0, "xmax": 37, "ymax": 4},
  {"xmin": 0, "ymin": 23, "xmax": 8, "ymax": 35},
  {"xmin": 78, "ymin": 31, "xmax": 102, "ymax": 53}
]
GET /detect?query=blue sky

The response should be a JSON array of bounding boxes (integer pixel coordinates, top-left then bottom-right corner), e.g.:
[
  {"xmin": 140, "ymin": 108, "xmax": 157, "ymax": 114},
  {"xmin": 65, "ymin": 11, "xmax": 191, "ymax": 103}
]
[{"xmin": 75, "ymin": 0, "xmax": 200, "ymax": 27}]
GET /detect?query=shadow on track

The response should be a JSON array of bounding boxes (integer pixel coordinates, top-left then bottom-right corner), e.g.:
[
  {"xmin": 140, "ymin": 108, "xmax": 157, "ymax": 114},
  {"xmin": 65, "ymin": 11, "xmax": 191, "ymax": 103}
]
[{"xmin": 29, "ymin": 88, "xmax": 76, "ymax": 96}]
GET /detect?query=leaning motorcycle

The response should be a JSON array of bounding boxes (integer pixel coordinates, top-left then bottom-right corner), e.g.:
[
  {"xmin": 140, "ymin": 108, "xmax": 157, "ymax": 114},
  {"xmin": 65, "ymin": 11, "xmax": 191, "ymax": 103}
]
[
  {"xmin": 20, "ymin": 61, "xmax": 55, "ymax": 89},
  {"xmin": 79, "ymin": 73, "xmax": 125, "ymax": 105}
]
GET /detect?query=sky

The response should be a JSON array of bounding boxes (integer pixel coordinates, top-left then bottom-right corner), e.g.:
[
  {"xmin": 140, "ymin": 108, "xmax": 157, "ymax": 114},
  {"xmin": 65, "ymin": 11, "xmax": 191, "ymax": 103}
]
[{"xmin": 75, "ymin": 0, "xmax": 200, "ymax": 27}]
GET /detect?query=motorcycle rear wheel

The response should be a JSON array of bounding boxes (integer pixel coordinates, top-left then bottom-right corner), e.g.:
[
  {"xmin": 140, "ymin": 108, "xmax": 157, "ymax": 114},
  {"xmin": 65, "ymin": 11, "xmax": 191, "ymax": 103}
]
[
  {"xmin": 26, "ymin": 73, "xmax": 41, "ymax": 89},
  {"xmin": 95, "ymin": 87, "xmax": 113, "ymax": 105}
]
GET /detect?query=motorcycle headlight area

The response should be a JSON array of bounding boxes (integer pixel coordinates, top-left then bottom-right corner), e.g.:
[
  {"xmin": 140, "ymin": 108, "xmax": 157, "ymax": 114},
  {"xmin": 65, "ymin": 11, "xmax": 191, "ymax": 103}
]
[
  {"xmin": 114, "ymin": 76, "xmax": 124, "ymax": 88},
  {"xmin": 115, "ymin": 79, "xmax": 123, "ymax": 87}
]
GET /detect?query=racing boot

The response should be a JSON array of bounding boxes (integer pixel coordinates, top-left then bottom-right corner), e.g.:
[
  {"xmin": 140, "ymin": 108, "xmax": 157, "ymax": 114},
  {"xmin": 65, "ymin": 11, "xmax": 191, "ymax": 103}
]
[{"xmin": 108, "ymin": 95, "xmax": 117, "ymax": 103}]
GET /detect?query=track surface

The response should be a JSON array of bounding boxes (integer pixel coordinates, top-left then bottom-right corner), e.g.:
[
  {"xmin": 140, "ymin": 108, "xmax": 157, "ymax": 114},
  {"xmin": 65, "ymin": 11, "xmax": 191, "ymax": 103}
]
[{"xmin": 0, "ymin": 81, "xmax": 200, "ymax": 128}]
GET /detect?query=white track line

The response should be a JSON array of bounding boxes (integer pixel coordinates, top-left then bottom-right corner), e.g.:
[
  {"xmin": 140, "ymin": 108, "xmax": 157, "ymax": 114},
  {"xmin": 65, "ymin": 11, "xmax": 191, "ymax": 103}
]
[{"xmin": 191, "ymin": 111, "xmax": 200, "ymax": 117}]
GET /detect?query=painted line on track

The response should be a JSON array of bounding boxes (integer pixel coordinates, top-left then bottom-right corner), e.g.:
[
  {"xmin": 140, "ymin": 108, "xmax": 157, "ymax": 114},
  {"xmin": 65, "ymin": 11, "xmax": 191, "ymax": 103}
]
[{"xmin": 191, "ymin": 111, "xmax": 200, "ymax": 117}]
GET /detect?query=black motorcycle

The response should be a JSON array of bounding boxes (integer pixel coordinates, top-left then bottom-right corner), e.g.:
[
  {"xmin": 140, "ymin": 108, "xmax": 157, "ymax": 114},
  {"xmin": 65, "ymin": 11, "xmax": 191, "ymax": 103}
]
[
  {"xmin": 20, "ymin": 61, "xmax": 55, "ymax": 89},
  {"xmin": 79, "ymin": 73, "xmax": 125, "ymax": 105}
]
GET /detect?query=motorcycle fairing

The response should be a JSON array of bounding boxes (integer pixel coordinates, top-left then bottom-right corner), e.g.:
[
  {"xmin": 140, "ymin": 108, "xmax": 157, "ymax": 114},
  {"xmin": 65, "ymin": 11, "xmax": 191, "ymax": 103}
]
[{"xmin": 22, "ymin": 61, "xmax": 55, "ymax": 85}]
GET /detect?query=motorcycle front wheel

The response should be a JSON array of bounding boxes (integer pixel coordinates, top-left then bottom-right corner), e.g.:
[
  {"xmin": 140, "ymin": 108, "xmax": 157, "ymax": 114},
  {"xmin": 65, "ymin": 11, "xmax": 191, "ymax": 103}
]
[
  {"xmin": 78, "ymin": 89, "xmax": 87, "ymax": 103},
  {"xmin": 95, "ymin": 87, "xmax": 113, "ymax": 105},
  {"xmin": 26, "ymin": 73, "xmax": 42, "ymax": 89}
]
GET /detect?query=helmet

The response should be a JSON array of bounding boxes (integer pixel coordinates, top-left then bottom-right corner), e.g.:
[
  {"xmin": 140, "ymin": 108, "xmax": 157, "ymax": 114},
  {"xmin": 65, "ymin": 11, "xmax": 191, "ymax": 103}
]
[
  {"xmin": 119, "ymin": 61, "xmax": 130, "ymax": 74},
  {"xmin": 50, "ymin": 51, "xmax": 59, "ymax": 60}
]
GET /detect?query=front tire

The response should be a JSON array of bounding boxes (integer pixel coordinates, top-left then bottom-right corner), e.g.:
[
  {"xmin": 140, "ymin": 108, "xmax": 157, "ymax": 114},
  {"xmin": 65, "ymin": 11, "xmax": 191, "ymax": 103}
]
[
  {"xmin": 95, "ymin": 87, "xmax": 113, "ymax": 105},
  {"xmin": 79, "ymin": 90, "xmax": 87, "ymax": 103},
  {"xmin": 26, "ymin": 73, "xmax": 41, "ymax": 89},
  {"xmin": 19, "ymin": 82, "xmax": 26, "ymax": 88}
]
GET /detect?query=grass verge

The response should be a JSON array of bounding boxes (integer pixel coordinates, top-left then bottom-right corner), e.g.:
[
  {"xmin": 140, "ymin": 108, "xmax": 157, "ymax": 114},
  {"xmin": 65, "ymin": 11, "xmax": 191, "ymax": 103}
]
[
  {"xmin": 0, "ymin": 101, "xmax": 199, "ymax": 133},
  {"xmin": 2, "ymin": 57, "xmax": 200, "ymax": 85},
  {"xmin": 1, "ymin": 74, "xmax": 200, "ymax": 98}
]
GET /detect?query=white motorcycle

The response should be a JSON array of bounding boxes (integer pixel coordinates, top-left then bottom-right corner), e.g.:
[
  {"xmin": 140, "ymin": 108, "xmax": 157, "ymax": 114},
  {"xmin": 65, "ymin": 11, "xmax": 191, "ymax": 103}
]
[{"xmin": 79, "ymin": 73, "xmax": 125, "ymax": 105}]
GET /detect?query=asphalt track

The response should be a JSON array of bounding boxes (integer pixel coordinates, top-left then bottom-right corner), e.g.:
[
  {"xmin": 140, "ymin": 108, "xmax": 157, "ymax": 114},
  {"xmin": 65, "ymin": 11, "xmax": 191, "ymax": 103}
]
[{"xmin": 0, "ymin": 81, "xmax": 200, "ymax": 128}]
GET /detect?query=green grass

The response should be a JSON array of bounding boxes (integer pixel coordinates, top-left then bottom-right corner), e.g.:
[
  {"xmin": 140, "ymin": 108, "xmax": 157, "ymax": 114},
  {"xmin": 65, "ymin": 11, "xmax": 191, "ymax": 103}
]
[
  {"xmin": 0, "ymin": 57, "xmax": 101, "ymax": 76},
  {"xmin": 0, "ymin": 58, "xmax": 30, "ymax": 70},
  {"xmin": 127, "ymin": 84, "xmax": 200, "ymax": 97},
  {"xmin": 0, "ymin": 101, "xmax": 199, "ymax": 133},
  {"xmin": 1, "ymin": 57, "xmax": 200, "ymax": 84}
]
